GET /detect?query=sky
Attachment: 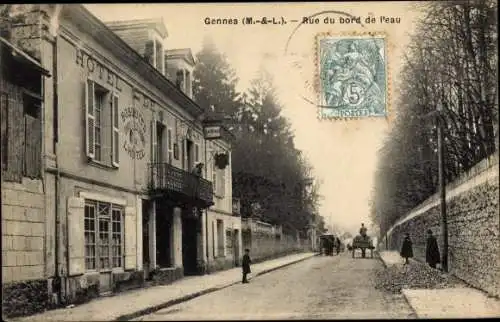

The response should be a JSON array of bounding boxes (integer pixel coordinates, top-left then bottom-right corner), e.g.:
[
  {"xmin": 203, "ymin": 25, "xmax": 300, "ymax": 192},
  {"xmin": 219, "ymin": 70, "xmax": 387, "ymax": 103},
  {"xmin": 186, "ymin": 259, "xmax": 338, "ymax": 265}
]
[{"xmin": 85, "ymin": 2, "xmax": 423, "ymax": 236}]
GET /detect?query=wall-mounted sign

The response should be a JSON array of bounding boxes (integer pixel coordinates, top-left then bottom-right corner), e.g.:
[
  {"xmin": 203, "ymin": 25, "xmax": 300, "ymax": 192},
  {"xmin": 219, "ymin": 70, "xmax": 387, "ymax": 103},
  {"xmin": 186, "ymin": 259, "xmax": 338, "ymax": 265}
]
[
  {"xmin": 75, "ymin": 48, "xmax": 123, "ymax": 92},
  {"xmin": 215, "ymin": 152, "xmax": 229, "ymax": 169},
  {"xmin": 203, "ymin": 125, "xmax": 222, "ymax": 140},
  {"xmin": 122, "ymin": 107, "xmax": 146, "ymax": 160}
]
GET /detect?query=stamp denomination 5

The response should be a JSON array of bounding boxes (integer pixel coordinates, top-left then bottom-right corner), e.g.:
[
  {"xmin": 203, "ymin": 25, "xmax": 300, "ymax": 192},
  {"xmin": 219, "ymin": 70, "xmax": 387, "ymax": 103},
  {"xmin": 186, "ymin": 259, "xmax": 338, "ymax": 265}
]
[{"xmin": 316, "ymin": 32, "xmax": 388, "ymax": 119}]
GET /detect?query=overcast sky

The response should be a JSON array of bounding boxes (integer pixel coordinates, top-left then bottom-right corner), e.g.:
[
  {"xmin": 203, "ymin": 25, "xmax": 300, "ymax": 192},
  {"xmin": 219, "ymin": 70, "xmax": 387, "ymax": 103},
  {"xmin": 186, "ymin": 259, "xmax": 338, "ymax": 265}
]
[{"xmin": 86, "ymin": 2, "xmax": 422, "ymax": 236}]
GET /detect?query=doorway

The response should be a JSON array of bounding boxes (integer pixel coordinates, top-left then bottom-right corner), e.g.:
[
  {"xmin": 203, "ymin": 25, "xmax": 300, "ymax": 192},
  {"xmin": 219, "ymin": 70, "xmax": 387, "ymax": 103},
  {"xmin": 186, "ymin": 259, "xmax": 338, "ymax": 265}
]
[
  {"xmin": 233, "ymin": 229, "xmax": 240, "ymax": 267},
  {"xmin": 142, "ymin": 200, "xmax": 151, "ymax": 279},
  {"xmin": 156, "ymin": 202, "xmax": 173, "ymax": 268},
  {"xmin": 182, "ymin": 208, "xmax": 198, "ymax": 275}
]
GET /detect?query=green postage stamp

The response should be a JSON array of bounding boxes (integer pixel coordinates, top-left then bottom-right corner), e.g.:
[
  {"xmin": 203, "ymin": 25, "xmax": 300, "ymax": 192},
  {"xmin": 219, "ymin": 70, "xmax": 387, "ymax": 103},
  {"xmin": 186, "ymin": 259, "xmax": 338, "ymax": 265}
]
[{"xmin": 316, "ymin": 32, "xmax": 389, "ymax": 119}]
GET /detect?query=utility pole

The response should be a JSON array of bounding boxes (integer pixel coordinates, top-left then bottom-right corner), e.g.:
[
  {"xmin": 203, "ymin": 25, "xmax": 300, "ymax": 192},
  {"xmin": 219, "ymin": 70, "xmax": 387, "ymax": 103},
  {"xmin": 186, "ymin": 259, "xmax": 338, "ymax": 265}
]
[{"xmin": 437, "ymin": 104, "xmax": 448, "ymax": 272}]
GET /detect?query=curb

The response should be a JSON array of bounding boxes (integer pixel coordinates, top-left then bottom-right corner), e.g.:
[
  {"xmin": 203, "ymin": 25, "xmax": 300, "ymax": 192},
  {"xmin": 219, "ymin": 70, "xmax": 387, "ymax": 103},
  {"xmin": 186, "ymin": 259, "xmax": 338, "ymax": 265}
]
[
  {"xmin": 115, "ymin": 254, "xmax": 317, "ymax": 321},
  {"xmin": 253, "ymin": 253, "xmax": 319, "ymax": 278}
]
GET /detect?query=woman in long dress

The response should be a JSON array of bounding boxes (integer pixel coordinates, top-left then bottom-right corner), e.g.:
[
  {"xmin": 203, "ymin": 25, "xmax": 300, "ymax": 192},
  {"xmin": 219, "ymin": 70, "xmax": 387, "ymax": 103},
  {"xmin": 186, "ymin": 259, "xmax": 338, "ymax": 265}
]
[{"xmin": 400, "ymin": 233, "xmax": 413, "ymax": 265}]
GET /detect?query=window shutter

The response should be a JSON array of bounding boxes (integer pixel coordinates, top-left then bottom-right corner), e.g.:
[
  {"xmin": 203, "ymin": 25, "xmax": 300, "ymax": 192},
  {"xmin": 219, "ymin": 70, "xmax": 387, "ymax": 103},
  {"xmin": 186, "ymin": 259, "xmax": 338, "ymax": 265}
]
[
  {"xmin": 167, "ymin": 128, "xmax": 173, "ymax": 164},
  {"xmin": 124, "ymin": 206, "xmax": 136, "ymax": 270},
  {"xmin": 111, "ymin": 93, "xmax": 120, "ymax": 167},
  {"xmin": 67, "ymin": 197, "xmax": 85, "ymax": 276},
  {"xmin": 151, "ymin": 117, "xmax": 157, "ymax": 163},
  {"xmin": 85, "ymin": 79, "xmax": 95, "ymax": 159},
  {"xmin": 212, "ymin": 163, "xmax": 217, "ymax": 194}
]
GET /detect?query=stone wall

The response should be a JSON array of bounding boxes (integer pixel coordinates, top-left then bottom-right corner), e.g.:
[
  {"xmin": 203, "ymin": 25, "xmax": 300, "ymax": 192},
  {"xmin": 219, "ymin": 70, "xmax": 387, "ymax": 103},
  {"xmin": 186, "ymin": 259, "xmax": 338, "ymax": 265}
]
[
  {"xmin": 242, "ymin": 229, "xmax": 309, "ymax": 263},
  {"xmin": 384, "ymin": 152, "xmax": 499, "ymax": 297},
  {"xmin": 2, "ymin": 178, "xmax": 48, "ymax": 318}
]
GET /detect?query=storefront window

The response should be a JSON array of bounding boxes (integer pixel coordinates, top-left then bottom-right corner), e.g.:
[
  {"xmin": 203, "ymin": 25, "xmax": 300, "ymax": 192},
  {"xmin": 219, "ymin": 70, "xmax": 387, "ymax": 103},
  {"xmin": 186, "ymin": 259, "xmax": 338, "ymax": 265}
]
[{"xmin": 85, "ymin": 200, "xmax": 124, "ymax": 271}]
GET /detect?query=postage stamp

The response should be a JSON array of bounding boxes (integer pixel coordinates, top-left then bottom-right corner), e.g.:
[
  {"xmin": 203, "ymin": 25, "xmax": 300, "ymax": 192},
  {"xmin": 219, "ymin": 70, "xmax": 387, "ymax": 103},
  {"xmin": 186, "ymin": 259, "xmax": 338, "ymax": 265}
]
[{"xmin": 316, "ymin": 32, "xmax": 388, "ymax": 119}]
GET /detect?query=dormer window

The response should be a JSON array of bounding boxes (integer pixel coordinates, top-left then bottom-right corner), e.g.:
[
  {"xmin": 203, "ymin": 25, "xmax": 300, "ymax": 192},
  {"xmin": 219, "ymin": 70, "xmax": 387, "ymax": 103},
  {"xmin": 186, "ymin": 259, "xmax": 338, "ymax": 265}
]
[
  {"xmin": 176, "ymin": 70, "xmax": 184, "ymax": 89},
  {"xmin": 154, "ymin": 39, "xmax": 164, "ymax": 74},
  {"xmin": 144, "ymin": 37, "xmax": 165, "ymax": 74}
]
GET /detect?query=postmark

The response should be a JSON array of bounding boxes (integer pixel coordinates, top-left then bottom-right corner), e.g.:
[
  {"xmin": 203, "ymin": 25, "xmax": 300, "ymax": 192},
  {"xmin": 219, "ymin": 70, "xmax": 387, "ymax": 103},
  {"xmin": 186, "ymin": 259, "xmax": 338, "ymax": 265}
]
[{"xmin": 315, "ymin": 32, "xmax": 388, "ymax": 120}]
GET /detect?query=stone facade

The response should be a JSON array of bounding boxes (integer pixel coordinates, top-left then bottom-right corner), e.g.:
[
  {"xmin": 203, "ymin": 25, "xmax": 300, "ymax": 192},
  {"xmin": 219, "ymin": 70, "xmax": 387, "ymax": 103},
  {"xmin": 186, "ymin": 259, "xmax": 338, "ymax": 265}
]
[
  {"xmin": 384, "ymin": 152, "xmax": 499, "ymax": 297},
  {"xmin": 2, "ymin": 4, "xmax": 221, "ymax": 317}
]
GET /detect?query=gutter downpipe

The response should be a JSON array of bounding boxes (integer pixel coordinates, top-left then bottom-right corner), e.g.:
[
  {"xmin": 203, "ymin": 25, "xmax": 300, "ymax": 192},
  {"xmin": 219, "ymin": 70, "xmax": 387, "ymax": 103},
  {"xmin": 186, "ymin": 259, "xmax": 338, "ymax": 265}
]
[{"xmin": 52, "ymin": 27, "xmax": 62, "ymax": 306}]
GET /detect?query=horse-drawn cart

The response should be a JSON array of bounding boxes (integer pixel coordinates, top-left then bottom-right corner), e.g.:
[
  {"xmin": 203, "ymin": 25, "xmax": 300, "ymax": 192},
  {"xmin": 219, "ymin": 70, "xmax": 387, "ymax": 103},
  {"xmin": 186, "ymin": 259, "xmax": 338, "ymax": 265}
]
[
  {"xmin": 352, "ymin": 235, "xmax": 375, "ymax": 258},
  {"xmin": 319, "ymin": 234, "xmax": 336, "ymax": 256}
]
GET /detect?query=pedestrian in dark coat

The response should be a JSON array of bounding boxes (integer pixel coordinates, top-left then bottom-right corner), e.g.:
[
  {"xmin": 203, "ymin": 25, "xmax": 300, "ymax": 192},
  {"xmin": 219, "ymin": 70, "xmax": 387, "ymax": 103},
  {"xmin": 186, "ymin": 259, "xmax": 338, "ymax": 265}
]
[
  {"xmin": 400, "ymin": 233, "xmax": 413, "ymax": 264},
  {"xmin": 242, "ymin": 249, "xmax": 252, "ymax": 283},
  {"xmin": 426, "ymin": 229, "xmax": 440, "ymax": 269}
]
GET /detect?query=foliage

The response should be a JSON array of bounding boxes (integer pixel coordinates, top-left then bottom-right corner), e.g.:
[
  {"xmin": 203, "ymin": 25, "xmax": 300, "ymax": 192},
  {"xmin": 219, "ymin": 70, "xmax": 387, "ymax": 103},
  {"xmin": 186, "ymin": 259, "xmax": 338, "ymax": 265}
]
[
  {"xmin": 371, "ymin": 0, "xmax": 498, "ymax": 235},
  {"xmin": 193, "ymin": 36, "xmax": 323, "ymax": 233}
]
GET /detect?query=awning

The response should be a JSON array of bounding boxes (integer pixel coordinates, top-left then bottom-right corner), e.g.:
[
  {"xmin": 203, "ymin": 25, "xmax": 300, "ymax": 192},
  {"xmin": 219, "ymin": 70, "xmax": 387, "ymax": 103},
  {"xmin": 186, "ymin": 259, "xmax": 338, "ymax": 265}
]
[{"xmin": 0, "ymin": 36, "xmax": 51, "ymax": 77}]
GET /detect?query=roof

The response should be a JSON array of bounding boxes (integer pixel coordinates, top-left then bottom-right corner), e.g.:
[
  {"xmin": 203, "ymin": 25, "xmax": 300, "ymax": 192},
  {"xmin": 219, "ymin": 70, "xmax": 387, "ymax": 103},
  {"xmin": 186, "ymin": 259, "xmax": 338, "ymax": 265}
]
[
  {"xmin": 105, "ymin": 17, "xmax": 168, "ymax": 38},
  {"xmin": 64, "ymin": 5, "xmax": 207, "ymax": 120},
  {"xmin": 0, "ymin": 36, "xmax": 51, "ymax": 77},
  {"xmin": 166, "ymin": 48, "xmax": 196, "ymax": 66}
]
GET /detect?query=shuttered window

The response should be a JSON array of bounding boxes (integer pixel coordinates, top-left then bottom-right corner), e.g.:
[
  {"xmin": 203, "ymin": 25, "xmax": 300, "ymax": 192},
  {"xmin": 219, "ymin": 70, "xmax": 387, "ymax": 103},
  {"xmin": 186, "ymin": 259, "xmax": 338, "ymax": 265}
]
[{"xmin": 85, "ymin": 79, "xmax": 120, "ymax": 167}]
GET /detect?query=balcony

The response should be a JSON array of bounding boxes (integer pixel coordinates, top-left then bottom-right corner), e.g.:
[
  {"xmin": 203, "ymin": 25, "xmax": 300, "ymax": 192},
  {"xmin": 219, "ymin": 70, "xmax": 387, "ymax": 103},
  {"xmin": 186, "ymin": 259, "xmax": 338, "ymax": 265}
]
[{"xmin": 148, "ymin": 163, "xmax": 214, "ymax": 208}]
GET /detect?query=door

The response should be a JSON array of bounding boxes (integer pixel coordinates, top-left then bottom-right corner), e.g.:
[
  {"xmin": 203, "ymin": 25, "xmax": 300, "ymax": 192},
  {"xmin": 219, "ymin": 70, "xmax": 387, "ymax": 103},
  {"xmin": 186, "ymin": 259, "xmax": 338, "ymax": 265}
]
[
  {"xmin": 142, "ymin": 200, "xmax": 150, "ymax": 279},
  {"xmin": 233, "ymin": 229, "xmax": 240, "ymax": 266}
]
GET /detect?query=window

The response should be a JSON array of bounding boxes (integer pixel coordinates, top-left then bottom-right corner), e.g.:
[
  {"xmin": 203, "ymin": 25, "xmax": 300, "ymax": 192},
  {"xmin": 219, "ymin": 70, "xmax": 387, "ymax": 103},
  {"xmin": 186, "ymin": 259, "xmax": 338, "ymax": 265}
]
[
  {"xmin": 84, "ymin": 200, "xmax": 124, "ymax": 271},
  {"xmin": 154, "ymin": 40, "xmax": 164, "ymax": 74},
  {"xmin": 167, "ymin": 128, "xmax": 173, "ymax": 164},
  {"xmin": 195, "ymin": 143, "xmax": 199, "ymax": 164},
  {"xmin": 217, "ymin": 219, "xmax": 224, "ymax": 257},
  {"xmin": 23, "ymin": 93, "xmax": 42, "ymax": 179},
  {"xmin": 225, "ymin": 229, "xmax": 233, "ymax": 250},
  {"xmin": 85, "ymin": 79, "xmax": 120, "ymax": 167},
  {"xmin": 151, "ymin": 121, "xmax": 164, "ymax": 164}
]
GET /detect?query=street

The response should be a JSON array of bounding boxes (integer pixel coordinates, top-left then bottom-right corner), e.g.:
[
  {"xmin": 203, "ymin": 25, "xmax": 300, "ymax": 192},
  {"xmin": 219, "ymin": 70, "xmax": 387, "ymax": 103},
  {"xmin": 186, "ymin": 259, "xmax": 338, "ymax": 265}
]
[{"xmin": 133, "ymin": 253, "xmax": 417, "ymax": 320}]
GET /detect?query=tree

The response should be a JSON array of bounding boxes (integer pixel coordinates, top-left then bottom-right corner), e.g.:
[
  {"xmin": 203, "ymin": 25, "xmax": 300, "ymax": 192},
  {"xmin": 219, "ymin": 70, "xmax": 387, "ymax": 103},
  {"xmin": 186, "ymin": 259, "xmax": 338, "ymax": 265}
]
[
  {"xmin": 194, "ymin": 41, "xmax": 325, "ymax": 233},
  {"xmin": 193, "ymin": 35, "xmax": 242, "ymax": 118},
  {"xmin": 371, "ymin": 0, "xmax": 498, "ymax": 235}
]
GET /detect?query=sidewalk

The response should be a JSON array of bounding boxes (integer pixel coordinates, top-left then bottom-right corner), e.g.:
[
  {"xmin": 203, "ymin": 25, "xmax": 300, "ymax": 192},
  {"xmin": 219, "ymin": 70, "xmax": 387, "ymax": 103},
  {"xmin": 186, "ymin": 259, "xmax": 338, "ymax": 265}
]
[
  {"xmin": 8, "ymin": 252, "xmax": 317, "ymax": 322},
  {"xmin": 379, "ymin": 251, "xmax": 500, "ymax": 318}
]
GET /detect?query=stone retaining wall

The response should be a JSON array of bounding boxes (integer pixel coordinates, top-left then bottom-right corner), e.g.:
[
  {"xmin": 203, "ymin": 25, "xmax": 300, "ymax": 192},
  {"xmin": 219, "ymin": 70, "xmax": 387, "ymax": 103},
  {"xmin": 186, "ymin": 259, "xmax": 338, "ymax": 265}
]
[
  {"xmin": 242, "ymin": 229, "xmax": 309, "ymax": 262},
  {"xmin": 383, "ymin": 152, "xmax": 499, "ymax": 297}
]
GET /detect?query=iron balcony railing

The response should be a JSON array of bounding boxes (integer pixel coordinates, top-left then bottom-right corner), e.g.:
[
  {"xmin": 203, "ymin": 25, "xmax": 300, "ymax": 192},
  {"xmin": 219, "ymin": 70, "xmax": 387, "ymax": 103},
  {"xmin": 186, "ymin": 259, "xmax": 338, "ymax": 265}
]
[{"xmin": 148, "ymin": 162, "xmax": 214, "ymax": 207}]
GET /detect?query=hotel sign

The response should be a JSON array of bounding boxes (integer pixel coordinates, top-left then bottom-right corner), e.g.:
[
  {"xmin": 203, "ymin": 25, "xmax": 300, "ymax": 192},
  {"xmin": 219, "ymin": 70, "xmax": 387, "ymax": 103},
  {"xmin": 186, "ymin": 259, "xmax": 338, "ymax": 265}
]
[{"xmin": 203, "ymin": 125, "xmax": 222, "ymax": 140}]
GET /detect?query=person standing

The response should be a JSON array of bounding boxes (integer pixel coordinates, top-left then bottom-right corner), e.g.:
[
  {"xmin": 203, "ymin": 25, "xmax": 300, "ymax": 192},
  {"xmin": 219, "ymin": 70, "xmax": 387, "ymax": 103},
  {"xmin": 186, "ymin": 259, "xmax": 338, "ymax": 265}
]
[
  {"xmin": 400, "ymin": 233, "xmax": 413, "ymax": 265},
  {"xmin": 359, "ymin": 223, "xmax": 368, "ymax": 238},
  {"xmin": 426, "ymin": 229, "xmax": 441, "ymax": 269},
  {"xmin": 242, "ymin": 249, "xmax": 252, "ymax": 284}
]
